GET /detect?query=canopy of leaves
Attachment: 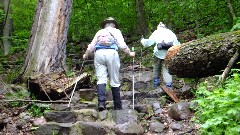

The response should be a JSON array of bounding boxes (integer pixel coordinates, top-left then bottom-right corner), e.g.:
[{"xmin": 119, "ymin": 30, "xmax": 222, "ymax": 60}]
[{"xmin": 8, "ymin": 0, "xmax": 240, "ymax": 46}]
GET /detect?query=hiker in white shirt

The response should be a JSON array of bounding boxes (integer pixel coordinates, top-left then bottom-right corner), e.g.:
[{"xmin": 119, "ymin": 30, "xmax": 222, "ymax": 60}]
[
  {"xmin": 140, "ymin": 22, "xmax": 180, "ymax": 88},
  {"xmin": 83, "ymin": 17, "xmax": 135, "ymax": 111}
]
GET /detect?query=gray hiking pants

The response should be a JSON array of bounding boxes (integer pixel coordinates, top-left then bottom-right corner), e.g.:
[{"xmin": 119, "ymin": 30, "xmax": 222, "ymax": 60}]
[
  {"xmin": 94, "ymin": 49, "xmax": 120, "ymax": 87},
  {"xmin": 153, "ymin": 56, "xmax": 172, "ymax": 84}
]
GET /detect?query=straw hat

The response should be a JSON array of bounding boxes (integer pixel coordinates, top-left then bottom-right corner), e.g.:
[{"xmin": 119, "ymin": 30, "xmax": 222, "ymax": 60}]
[{"xmin": 100, "ymin": 17, "xmax": 119, "ymax": 28}]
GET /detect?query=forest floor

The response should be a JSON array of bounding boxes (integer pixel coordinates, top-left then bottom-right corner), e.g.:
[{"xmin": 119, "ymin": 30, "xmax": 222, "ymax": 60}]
[
  {"xmin": 0, "ymin": 87, "xmax": 200, "ymax": 135},
  {"xmin": 0, "ymin": 53, "xmax": 201, "ymax": 134}
]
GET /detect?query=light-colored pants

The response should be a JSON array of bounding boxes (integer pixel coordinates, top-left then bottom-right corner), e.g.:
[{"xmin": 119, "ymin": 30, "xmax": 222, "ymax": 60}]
[
  {"xmin": 94, "ymin": 49, "xmax": 120, "ymax": 87},
  {"xmin": 153, "ymin": 56, "xmax": 172, "ymax": 84}
]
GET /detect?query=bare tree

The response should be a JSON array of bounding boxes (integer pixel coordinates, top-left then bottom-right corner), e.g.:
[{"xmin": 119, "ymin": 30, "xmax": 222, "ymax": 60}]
[
  {"xmin": 2, "ymin": 0, "xmax": 13, "ymax": 55},
  {"xmin": 19, "ymin": 0, "xmax": 73, "ymax": 81}
]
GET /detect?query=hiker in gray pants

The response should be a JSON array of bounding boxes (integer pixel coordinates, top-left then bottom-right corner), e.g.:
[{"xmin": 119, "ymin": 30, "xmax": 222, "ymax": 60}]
[
  {"xmin": 140, "ymin": 22, "xmax": 180, "ymax": 88},
  {"xmin": 83, "ymin": 17, "xmax": 135, "ymax": 111}
]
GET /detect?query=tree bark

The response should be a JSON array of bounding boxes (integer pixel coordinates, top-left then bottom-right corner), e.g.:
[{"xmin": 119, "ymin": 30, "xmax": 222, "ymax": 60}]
[
  {"xmin": 165, "ymin": 30, "xmax": 240, "ymax": 78},
  {"xmin": 2, "ymin": 0, "xmax": 13, "ymax": 55},
  {"xmin": 28, "ymin": 72, "xmax": 89, "ymax": 100},
  {"xmin": 226, "ymin": 0, "xmax": 236, "ymax": 19},
  {"xmin": 135, "ymin": 0, "xmax": 149, "ymax": 36},
  {"xmin": 20, "ymin": 0, "xmax": 73, "ymax": 80}
]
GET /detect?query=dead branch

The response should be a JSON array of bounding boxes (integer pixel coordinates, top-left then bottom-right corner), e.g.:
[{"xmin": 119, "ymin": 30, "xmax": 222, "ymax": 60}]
[
  {"xmin": 2, "ymin": 99, "xmax": 69, "ymax": 103},
  {"xmin": 218, "ymin": 51, "xmax": 239, "ymax": 84}
]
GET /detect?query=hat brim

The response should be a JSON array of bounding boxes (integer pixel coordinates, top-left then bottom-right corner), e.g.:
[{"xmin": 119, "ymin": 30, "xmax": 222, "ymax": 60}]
[{"xmin": 101, "ymin": 20, "xmax": 119, "ymax": 29}]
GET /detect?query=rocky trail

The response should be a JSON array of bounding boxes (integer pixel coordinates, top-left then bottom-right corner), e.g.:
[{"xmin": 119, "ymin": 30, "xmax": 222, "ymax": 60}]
[{"xmin": 0, "ymin": 64, "xmax": 200, "ymax": 135}]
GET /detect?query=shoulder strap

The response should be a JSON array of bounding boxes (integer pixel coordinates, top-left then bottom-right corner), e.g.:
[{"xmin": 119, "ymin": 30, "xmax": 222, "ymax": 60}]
[{"xmin": 105, "ymin": 29, "xmax": 118, "ymax": 45}]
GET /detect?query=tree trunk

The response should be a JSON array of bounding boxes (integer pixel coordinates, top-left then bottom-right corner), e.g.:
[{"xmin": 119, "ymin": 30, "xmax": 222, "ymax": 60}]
[
  {"xmin": 226, "ymin": 0, "xmax": 236, "ymax": 19},
  {"xmin": 20, "ymin": 0, "xmax": 73, "ymax": 80},
  {"xmin": 135, "ymin": 0, "xmax": 149, "ymax": 36},
  {"xmin": 165, "ymin": 30, "xmax": 240, "ymax": 78},
  {"xmin": 163, "ymin": 0, "xmax": 172, "ymax": 29},
  {"xmin": 2, "ymin": 0, "xmax": 13, "ymax": 55}
]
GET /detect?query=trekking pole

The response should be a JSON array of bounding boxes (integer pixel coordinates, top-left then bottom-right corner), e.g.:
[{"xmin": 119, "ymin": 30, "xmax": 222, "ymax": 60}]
[
  {"xmin": 139, "ymin": 47, "xmax": 142, "ymax": 81},
  {"xmin": 68, "ymin": 60, "xmax": 85, "ymax": 108},
  {"xmin": 132, "ymin": 47, "xmax": 135, "ymax": 110}
]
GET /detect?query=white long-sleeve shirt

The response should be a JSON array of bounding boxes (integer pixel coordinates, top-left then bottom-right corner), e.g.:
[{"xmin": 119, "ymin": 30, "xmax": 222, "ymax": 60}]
[
  {"xmin": 86, "ymin": 26, "xmax": 130, "ymax": 54},
  {"xmin": 141, "ymin": 27, "xmax": 180, "ymax": 59}
]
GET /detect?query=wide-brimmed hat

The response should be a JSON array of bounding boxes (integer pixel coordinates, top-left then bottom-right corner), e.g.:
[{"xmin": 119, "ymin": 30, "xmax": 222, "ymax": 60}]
[{"xmin": 100, "ymin": 17, "xmax": 119, "ymax": 28}]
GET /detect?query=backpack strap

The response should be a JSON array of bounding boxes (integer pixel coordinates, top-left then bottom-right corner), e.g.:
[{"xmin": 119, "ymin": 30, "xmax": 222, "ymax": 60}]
[{"xmin": 106, "ymin": 29, "xmax": 118, "ymax": 45}]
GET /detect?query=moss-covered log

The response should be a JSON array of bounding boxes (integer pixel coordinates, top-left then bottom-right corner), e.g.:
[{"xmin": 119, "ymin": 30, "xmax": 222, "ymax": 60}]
[
  {"xmin": 28, "ymin": 72, "xmax": 90, "ymax": 100},
  {"xmin": 165, "ymin": 30, "xmax": 240, "ymax": 78}
]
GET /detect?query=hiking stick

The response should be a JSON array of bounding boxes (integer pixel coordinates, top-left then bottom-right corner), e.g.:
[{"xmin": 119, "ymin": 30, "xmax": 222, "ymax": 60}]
[
  {"xmin": 68, "ymin": 60, "xmax": 85, "ymax": 108},
  {"xmin": 132, "ymin": 47, "xmax": 135, "ymax": 110}
]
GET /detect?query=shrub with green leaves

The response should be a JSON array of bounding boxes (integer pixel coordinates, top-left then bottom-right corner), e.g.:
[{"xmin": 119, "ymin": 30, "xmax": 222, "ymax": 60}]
[{"xmin": 193, "ymin": 69, "xmax": 240, "ymax": 135}]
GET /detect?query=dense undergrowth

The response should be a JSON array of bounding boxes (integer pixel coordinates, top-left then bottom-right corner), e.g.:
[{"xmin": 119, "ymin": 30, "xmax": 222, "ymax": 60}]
[{"xmin": 194, "ymin": 69, "xmax": 240, "ymax": 135}]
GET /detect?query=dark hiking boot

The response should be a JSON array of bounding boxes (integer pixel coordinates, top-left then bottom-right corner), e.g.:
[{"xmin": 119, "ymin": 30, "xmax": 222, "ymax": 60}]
[
  {"xmin": 111, "ymin": 87, "xmax": 122, "ymax": 110},
  {"xmin": 98, "ymin": 103, "xmax": 106, "ymax": 111},
  {"xmin": 97, "ymin": 84, "xmax": 106, "ymax": 111}
]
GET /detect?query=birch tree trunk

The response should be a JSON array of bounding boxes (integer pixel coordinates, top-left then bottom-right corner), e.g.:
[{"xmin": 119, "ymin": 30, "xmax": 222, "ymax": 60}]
[
  {"xmin": 20, "ymin": 0, "xmax": 73, "ymax": 80},
  {"xmin": 2, "ymin": 0, "xmax": 12, "ymax": 55}
]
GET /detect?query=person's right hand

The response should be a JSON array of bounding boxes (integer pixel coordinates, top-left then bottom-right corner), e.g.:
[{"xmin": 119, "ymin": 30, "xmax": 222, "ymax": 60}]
[
  {"xmin": 83, "ymin": 54, "xmax": 87, "ymax": 60},
  {"xmin": 129, "ymin": 51, "xmax": 135, "ymax": 57}
]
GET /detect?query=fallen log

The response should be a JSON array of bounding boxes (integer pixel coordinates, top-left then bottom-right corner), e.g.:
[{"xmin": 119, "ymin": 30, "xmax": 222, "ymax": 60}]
[
  {"xmin": 28, "ymin": 72, "xmax": 90, "ymax": 100},
  {"xmin": 165, "ymin": 30, "xmax": 240, "ymax": 78}
]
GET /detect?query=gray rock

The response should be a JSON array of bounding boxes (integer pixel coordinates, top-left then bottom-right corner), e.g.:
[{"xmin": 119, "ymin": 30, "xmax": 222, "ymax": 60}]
[
  {"xmin": 152, "ymin": 102, "xmax": 162, "ymax": 115},
  {"xmin": 170, "ymin": 122, "xmax": 182, "ymax": 131},
  {"xmin": 99, "ymin": 110, "xmax": 108, "ymax": 120},
  {"xmin": 74, "ymin": 109, "xmax": 98, "ymax": 122},
  {"xmin": 35, "ymin": 122, "xmax": 73, "ymax": 135},
  {"xmin": 77, "ymin": 121, "xmax": 114, "ymax": 135},
  {"xmin": 114, "ymin": 122, "xmax": 144, "ymax": 135},
  {"xmin": 44, "ymin": 111, "xmax": 76, "ymax": 123},
  {"xmin": 112, "ymin": 109, "xmax": 138, "ymax": 124},
  {"xmin": 168, "ymin": 101, "xmax": 192, "ymax": 120},
  {"xmin": 149, "ymin": 121, "xmax": 165, "ymax": 133}
]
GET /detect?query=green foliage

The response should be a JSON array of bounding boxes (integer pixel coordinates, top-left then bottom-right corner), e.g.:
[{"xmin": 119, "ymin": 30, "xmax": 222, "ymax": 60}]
[
  {"xmin": 0, "ymin": 9, "xmax": 5, "ymax": 25},
  {"xmin": 5, "ymin": 86, "xmax": 51, "ymax": 117},
  {"xmin": 69, "ymin": 0, "xmax": 136, "ymax": 42},
  {"xmin": 10, "ymin": 0, "xmax": 36, "ymax": 47},
  {"xmin": 193, "ymin": 69, "xmax": 240, "ymax": 135},
  {"xmin": 231, "ymin": 17, "xmax": 240, "ymax": 31},
  {"xmin": 27, "ymin": 103, "xmax": 50, "ymax": 117},
  {"xmin": 5, "ymin": 87, "xmax": 30, "ymax": 107}
]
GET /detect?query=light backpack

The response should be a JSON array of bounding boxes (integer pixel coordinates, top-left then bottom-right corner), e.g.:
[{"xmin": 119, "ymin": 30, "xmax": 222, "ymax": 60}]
[{"xmin": 97, "ymin": 29, "xmax": 115, "ymax": 46}]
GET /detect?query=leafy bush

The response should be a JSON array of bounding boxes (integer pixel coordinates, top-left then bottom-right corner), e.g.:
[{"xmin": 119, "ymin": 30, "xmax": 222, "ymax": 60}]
[
  {"xmin": 231, "ymin": 17, "xmax": 240, "ymax": 31},
  {"xmin": 193, "ymin": 69, "xmax": 240, "ymax": 135}
]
